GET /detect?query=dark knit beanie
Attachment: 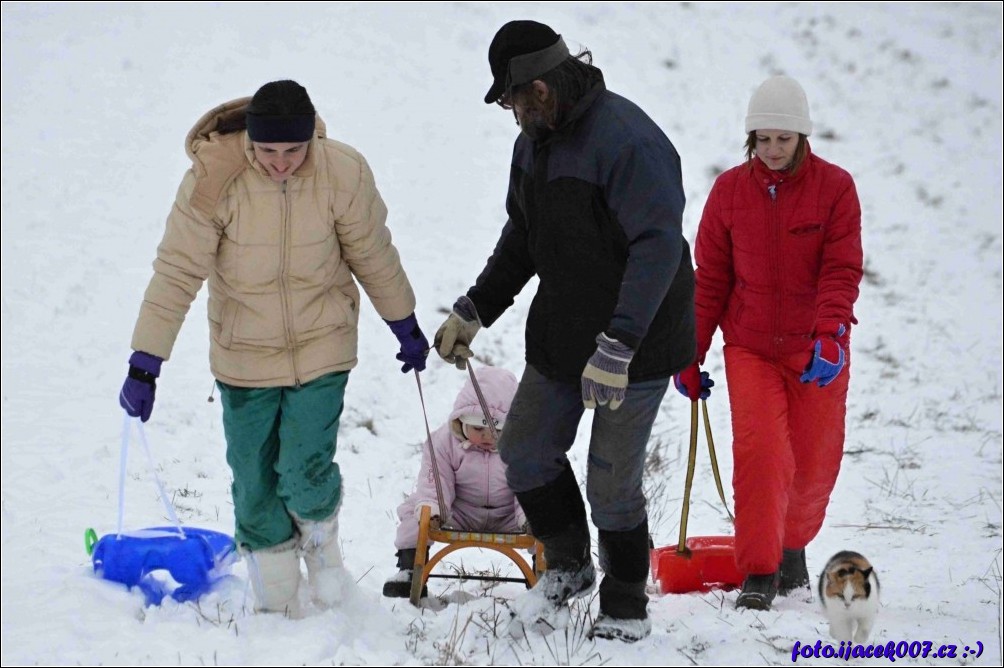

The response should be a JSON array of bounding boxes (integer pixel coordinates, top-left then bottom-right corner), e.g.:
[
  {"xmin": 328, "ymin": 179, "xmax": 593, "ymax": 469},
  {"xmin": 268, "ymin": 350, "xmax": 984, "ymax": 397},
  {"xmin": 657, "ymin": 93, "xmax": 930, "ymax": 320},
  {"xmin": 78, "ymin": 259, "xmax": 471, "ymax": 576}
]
[{"xmin": 245, "ymin": 80, "xmax": 316, "ymax": 143}]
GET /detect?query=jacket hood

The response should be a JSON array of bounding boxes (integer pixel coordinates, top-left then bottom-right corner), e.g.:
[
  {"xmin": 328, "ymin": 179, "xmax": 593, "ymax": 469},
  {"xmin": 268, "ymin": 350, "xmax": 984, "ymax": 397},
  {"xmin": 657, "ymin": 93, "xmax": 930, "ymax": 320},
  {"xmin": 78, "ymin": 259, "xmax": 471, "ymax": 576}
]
[
  {"xmin": 183, "ymin": 96, "xmax": 329, "ymax": 217},
  {"xmin": 448, "ymin": 366, "xmax": 518, "ymax": 440},
  {"xmin": 184, "ymin": 96, "xmax": 330, "ymax": 159}
]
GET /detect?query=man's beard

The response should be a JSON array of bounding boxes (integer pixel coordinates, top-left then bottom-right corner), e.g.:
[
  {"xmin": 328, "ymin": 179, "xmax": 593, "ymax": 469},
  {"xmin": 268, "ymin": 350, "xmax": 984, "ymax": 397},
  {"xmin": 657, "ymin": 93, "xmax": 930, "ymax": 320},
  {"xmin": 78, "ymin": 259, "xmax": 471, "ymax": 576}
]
[{"xmin": 515, "ymin": 106, "xmax": 552, "ymax": 141}]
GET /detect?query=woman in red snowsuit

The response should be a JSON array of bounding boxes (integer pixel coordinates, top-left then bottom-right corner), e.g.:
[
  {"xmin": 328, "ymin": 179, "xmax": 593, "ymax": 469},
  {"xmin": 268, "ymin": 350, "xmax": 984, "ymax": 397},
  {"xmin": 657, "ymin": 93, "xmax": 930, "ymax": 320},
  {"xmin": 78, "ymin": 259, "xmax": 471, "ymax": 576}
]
[{"xmin": 674, "ymin": 75, "xmax": 863, "ymax": 610}]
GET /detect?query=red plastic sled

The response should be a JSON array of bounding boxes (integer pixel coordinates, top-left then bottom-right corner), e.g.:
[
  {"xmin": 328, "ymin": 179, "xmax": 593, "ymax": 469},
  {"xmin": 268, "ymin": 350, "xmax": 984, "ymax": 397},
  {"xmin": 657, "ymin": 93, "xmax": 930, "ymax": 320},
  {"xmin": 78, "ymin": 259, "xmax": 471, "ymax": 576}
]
[
  {"xmin": 651, "ymin": 535, "xmax": 741, "ymax": 594},
  {"xmin": 651, "ymin": 401, "xmax": 743, "ymax": 594}
]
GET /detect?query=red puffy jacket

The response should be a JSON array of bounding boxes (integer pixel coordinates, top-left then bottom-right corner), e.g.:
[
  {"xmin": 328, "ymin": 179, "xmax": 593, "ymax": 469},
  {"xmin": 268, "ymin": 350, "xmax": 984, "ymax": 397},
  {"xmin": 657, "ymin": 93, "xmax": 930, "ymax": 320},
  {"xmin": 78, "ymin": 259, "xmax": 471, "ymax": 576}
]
[{"xmin": 694, "ymin": 148, "xmax": 862, "ymax": 361}]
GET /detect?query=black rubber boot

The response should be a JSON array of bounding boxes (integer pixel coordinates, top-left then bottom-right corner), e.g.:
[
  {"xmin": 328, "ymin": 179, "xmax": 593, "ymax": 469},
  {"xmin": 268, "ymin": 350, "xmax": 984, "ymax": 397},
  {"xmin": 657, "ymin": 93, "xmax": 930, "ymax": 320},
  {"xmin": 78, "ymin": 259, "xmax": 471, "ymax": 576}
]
[
  {"xmin": 382, "ymin": 549, "xmax": 427, "ymax": 599},
  {"xmin": 596, "ymin": 519, "xmax": 650, "ymax": 619},
  {"xmin": 736, "ymin": 571, "xmax": 780, "ymax": 610},
  {"xmin": 508, "ymin": 466, "xmax": 596, "ymax": 635},
  {"xmin": 588, "ymin": 580, "xmax": 652, "ymax": 642},
  {"xmin": 516, "ymin": 465, "xmax": 592, "ymax": 574},
  {"xmin": 778, "ymin": 547, "xmax": 810, "ymax": 596},
  {"xmin": 587, "ymin": 519, "xmax": 652, "ymax": 642}
]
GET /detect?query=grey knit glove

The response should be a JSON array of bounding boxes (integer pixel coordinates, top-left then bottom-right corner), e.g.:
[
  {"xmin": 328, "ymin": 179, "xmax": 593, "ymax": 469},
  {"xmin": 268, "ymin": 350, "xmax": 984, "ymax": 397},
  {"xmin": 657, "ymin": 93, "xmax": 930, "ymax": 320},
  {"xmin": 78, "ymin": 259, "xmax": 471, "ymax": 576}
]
[
  {"xmin": 581, "ymin": 333, "xmax": 634, "ymax": 410},
  {"xmin": 434, "ymin": 296, "xmax": 482, "ymax": 370}
]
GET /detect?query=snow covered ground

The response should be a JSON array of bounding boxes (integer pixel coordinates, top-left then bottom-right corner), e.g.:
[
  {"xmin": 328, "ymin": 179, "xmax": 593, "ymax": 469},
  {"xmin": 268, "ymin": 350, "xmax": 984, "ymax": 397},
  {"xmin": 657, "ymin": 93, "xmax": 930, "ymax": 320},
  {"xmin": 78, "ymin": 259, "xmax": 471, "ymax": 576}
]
[{"xmin": 2, "ymin": 2, "xmax": 1001, "ymax": 665}]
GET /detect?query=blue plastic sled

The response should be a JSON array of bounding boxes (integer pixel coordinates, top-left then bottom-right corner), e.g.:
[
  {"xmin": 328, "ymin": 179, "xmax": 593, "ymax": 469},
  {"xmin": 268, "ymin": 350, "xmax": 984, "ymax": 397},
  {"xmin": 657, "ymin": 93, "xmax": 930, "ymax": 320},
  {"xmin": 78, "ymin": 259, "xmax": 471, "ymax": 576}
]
[{"xmin": 87, "ymin": 526, "xmax": 237, "ymax": 606}]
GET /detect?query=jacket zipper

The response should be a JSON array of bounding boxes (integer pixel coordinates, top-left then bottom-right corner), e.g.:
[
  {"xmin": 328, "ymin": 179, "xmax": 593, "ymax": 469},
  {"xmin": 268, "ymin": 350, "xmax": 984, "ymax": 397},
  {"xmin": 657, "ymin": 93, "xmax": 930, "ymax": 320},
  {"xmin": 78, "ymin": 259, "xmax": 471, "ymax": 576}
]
[
  {"xmin": 484, "ymin": 453, "xmax": 492, "ymax": 510},
  {"xmin": 768, "ymin": 182, "xmax": 783, "ymax": 359},
  {"xmin": 278, "ymin": 181, "xmax": 301, "ymax": 386}
]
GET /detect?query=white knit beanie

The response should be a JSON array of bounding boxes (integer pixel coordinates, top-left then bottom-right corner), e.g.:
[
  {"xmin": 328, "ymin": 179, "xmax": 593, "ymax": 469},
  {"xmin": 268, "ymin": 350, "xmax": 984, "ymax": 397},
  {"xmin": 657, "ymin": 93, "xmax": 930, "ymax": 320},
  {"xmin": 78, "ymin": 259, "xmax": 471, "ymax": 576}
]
[{"xmin": 745, "ymin": 75, "xmax": 812, "ymax": 136}]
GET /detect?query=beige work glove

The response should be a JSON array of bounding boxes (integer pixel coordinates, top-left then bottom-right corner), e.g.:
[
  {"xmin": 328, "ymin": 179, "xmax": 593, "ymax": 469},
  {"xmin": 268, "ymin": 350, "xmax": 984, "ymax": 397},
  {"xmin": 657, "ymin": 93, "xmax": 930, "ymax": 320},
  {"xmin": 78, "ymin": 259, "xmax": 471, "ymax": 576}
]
[{"xmin": 434, "ymin": 295, "xmax": 482, "ymax": 370}]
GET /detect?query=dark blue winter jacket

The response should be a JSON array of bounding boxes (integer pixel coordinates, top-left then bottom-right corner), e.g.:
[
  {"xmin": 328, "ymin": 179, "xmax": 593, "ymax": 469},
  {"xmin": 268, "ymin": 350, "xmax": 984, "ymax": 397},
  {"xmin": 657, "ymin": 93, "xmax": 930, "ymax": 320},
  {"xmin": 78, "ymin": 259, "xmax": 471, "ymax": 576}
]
[{"xmin": 467, "ymin": 83, "xmax": 696, "ymax": 383}]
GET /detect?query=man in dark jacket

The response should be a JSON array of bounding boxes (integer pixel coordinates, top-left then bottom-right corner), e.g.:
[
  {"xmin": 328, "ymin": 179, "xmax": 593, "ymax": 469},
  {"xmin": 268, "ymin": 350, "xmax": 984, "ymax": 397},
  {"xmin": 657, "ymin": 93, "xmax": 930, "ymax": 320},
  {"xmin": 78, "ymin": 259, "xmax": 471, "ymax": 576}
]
[{"xmin": 434, "ymin": 20, "xmax": 695, "ymax": 643}]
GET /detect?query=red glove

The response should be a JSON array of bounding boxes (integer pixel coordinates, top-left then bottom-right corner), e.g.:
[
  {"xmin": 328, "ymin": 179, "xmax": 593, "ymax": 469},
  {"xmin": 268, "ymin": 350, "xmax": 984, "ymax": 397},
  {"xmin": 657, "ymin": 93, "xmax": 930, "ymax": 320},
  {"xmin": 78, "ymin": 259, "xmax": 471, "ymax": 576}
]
[
  {"xmin": 673, "ymin": 362, "xmax": 714, "ymax": 401},
  {"xmin": 800, "ymin": 321, "xmax": 847, "ymax": 388}
]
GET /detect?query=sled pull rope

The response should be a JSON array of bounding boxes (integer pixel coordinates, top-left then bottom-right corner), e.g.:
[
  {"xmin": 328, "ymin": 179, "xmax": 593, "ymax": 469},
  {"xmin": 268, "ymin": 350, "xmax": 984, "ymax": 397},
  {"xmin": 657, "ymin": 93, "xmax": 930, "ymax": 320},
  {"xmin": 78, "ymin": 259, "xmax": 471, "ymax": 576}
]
[
  {"xmin": 412, "ymin": 370, "xmax": 450, "ymax": 527},
  {"xmin": 466, "ymin": 360, "xmax": 500, "ymax": 442},
  {"xmin": 677, "ymin": 401, "xmax": 699, "ymax": 555},
  {"xmin": 677, "ymin": 400, "xmax": 733, "ymax": 554},
  {"xmin": 117, "ymin": 413, "xmax": 185, "ymax": 538},
  {"xmin": 703, "ymin": 399, "xmax": 733, "ymax": 523}
]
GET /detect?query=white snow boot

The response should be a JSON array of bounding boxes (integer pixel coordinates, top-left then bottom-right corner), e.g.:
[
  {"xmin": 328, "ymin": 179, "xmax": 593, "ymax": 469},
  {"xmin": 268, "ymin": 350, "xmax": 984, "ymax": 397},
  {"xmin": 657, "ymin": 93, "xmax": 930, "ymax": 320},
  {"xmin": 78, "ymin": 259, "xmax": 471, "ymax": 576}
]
[
  {"xmin": 247, "ymin": 539, "xmax": 302, "ymax": 618},
  {"xmin": 294, "ymin": 511, "xmax": 353, "ymax": 608}
]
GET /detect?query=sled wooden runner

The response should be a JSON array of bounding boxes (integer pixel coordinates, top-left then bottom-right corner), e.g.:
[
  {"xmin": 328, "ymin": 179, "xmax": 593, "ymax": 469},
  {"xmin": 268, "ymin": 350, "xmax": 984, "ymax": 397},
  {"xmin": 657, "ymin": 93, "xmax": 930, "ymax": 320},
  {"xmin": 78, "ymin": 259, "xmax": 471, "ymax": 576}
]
[
  {"xmin": 408, "ymin": 362, "xmax": 546, "ymax": 606},
  {"xmin": 409, "ymin": 495, "xmax": 547, "ymax": 605}
]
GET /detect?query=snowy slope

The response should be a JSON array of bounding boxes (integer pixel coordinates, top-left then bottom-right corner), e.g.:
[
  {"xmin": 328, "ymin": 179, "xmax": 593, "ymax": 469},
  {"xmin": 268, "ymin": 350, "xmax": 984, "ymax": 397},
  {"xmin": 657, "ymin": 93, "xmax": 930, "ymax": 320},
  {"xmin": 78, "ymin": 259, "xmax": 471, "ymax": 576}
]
[{"xmin": 2, "ymin": 2, "xmax": 1001, "ymax": 665}]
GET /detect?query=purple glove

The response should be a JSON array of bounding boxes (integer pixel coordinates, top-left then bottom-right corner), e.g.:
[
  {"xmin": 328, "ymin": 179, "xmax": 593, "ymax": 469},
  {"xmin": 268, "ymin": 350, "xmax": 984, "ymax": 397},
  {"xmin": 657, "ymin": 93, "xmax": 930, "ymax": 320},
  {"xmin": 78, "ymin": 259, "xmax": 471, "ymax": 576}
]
[
  {"xmin": 385, "ymin": 313, "xmax": 430, "ymax": 373},
  {"xmin": 119, "ymin": 351, "xmax": 163, "ymax": 422},
  {"xmin": 800, "ymin": 322, "xmax": 847, "ymax": 388},
  {"xmin": 581, "ymin": 333, "xmax": 634, "ymax": 410},
  {"xmin": 673, "ymin": 362, "xmax": 714, "ymax": 401}
]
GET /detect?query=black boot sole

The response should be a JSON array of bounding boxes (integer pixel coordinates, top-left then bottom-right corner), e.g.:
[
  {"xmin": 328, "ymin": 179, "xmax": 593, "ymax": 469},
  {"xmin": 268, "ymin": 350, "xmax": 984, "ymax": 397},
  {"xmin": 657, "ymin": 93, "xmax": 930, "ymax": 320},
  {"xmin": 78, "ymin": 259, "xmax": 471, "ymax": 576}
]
[
  {"xmin": 382, "ymin": 580, "xmax": 427, "ymax": 599},
  {"xmin": 735, "ymin": 591, "xmax": 774, "ymax": 610}
]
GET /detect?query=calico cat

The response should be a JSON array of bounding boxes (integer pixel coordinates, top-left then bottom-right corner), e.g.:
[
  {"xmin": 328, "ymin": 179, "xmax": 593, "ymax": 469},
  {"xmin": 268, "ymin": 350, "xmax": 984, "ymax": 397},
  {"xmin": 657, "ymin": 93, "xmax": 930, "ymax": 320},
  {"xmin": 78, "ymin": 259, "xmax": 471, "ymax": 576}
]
[{"xmin": 819, "ymin": 551, "xmax": 880, "ymax": 644}]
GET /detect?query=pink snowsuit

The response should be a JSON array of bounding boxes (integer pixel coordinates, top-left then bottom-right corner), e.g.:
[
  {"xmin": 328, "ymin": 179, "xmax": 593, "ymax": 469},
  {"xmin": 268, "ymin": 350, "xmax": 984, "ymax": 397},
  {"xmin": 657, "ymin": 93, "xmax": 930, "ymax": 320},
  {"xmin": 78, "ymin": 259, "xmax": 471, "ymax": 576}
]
[{"xmin": 394, "ymin": 366, "xmax": 525, "ymax": 549}]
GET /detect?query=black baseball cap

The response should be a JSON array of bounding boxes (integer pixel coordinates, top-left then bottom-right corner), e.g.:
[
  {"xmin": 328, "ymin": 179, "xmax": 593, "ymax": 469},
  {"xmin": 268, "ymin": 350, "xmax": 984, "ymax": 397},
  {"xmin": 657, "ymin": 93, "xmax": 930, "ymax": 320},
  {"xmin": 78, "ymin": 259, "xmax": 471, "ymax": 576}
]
[{"xmin": 484, "ymin": 20, "xmax": 569, "ymax": 104}]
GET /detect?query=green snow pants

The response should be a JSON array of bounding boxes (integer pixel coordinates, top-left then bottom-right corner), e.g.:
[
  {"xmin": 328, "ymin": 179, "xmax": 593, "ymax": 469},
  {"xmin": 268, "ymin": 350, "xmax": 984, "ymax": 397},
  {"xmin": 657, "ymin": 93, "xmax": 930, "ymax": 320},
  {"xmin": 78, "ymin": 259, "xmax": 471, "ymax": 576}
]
[{"xmin": 218, "ymin": 371, "xmax": 348, "ymax": 551}]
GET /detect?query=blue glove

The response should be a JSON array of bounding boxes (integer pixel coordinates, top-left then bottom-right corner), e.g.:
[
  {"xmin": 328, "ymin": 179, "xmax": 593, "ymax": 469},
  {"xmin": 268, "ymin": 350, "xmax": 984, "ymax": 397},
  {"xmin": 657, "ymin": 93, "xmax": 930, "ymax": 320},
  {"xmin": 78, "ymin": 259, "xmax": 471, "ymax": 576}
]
[
  {"xmin": 673, "ymin": 363, "xmax": 714, "ymax": 400},
  {"xmin": 386, "ymin": 313, "xmax": 430, "ymax": 373},
  {"xmin": 800, "ymin": 323, "xmax": 847, "ymax": 388},
  {"xmin": 581, "ymin": 333, "xmax": 634, "ymax": 410},
  {"xmin": 119, "ymin": 351, "xmax": 163, "ymax": 422}
]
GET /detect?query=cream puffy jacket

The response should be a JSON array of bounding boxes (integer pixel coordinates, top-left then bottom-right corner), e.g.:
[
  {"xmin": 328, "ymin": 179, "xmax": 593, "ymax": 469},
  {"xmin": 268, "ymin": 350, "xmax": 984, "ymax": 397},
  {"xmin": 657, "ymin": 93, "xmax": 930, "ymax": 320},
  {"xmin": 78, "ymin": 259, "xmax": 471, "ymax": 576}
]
[{"xmin": 131, "ymin": 97, "xmax": 416, "ymax": 386}]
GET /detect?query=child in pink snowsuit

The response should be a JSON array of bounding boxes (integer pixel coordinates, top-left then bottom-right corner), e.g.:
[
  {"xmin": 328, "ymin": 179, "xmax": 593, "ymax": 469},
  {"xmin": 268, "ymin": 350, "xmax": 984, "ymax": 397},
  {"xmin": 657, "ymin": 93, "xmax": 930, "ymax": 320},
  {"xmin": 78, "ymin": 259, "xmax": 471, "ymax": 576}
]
[{"xmin": 383, "ymin": 365, "xmax": 524, "ymax": 598}]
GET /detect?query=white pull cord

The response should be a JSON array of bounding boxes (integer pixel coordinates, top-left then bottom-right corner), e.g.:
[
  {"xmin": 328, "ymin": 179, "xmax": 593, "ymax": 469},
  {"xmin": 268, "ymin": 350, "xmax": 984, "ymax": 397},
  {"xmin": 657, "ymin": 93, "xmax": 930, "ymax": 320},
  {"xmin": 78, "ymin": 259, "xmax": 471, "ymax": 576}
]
[
  {"xmin": 413, "ymin": 370, "xmax": 450, "ymax": 527},
  {"xmin": 118, "ymin": 413, "xmax": 185, "ymax": 538},
  {"xmin": 117, "ymin": 413, "xmax": 130, "ymax": 536}
]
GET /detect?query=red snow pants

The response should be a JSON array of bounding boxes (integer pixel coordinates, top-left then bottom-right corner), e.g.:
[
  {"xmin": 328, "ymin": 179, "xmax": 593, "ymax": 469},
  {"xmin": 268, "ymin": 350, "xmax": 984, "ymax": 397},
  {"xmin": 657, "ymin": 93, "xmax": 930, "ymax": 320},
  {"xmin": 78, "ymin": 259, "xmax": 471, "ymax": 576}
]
[{"xmin": 723, "ymin": 344, "xmax": 849, "ymax": 575}]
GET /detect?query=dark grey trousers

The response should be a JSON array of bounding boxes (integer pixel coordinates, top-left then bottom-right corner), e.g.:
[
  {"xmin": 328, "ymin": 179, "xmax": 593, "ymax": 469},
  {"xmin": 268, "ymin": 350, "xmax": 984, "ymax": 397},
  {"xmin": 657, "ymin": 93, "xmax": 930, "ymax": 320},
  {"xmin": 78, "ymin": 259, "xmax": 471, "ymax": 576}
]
[{"xmin": 497, "ymin": 364, "xmax": 670, "ymax": 533}]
